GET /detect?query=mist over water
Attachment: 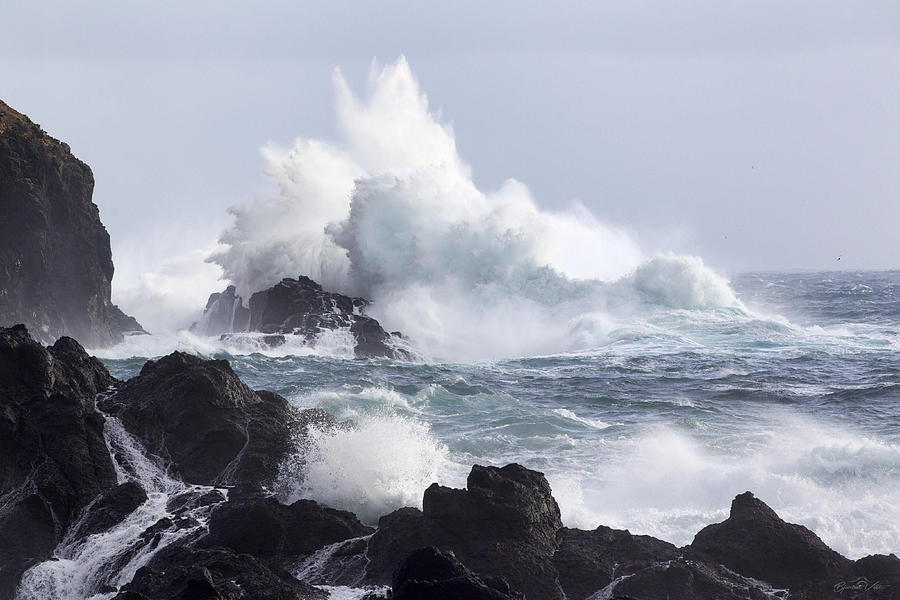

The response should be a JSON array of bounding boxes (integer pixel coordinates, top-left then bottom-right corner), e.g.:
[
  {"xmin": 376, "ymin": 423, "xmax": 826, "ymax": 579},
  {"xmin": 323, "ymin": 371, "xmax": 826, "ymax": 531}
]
[{"xmin": 89, "ymin": 59, "xmax": 899, "ymax": 568}]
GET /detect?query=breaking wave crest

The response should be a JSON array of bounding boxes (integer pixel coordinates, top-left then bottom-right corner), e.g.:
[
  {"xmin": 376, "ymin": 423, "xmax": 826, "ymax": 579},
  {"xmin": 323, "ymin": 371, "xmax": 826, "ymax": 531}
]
[{"xmin": 206, "ymin": 57, "xmax": 742, "ymax": 361}]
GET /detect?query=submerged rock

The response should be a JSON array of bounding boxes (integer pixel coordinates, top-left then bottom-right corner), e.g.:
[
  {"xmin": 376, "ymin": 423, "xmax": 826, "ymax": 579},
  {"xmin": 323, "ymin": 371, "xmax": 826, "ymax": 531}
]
[
  {"xmin": 0, "ymin": 325, "xmax": 118, "ymax": 599},
  {"xmin": 97, "ymin": 351, "xmax": 297, "ymax": 490},
  {"xmin": 0, "ymin": 100, "xmax": 143, "ymax": 347}
]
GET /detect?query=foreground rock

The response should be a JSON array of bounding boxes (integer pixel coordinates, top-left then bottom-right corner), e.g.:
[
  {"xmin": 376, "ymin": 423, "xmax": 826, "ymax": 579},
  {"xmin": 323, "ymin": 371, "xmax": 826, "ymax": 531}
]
[
  {"xmin": 691, "ymin": 491, "xmax": 853, "ymax": 589},
  {"xmin": 362, "ymin": 464, "xmax": 900, "ymax": 600},
  {"xmin": 98, "ymin": 351, "xmax": 297, "ymax": 490},
  {"xmin": 391, "ymin": 547, "xmax": 522, "ymax": 600},
  {"xmin": 197, "ymin": 276, "xmax": 408, "ymax": 359},
  {"xmin": 690, "ymin": 491, "xmax": 900, "ymax": 599},
  {"xmin": 201, "ymin": 495, "xmax": 374, "ymax": 566},
  {"xmin": 0, "ymin": 325, "xmax": 118, "ymax": 599},
  {"xmin": 3, "ymin": 326, "xmax": 898, "ymax": 600},
  {"xmin": 365, "ymin": 463, "xmax": 563, "ymax": 600},
  {"xmin": 553, "ymin": 525, "xmax": 678, "ymax": 600},
  {"xmin": 113, "ymin": 547, "xmax": 326, "ymax": 600},
  {"xmin": 0, "ymin": 99, "xmax": 143, "ymax": 347}
]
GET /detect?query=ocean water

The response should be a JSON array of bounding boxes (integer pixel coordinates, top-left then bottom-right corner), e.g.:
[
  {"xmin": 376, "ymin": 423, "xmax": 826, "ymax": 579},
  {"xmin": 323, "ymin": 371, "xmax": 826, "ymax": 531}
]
[{"xmin": 97, "ymin": 270, "xmax": 900, "ymax": 561}]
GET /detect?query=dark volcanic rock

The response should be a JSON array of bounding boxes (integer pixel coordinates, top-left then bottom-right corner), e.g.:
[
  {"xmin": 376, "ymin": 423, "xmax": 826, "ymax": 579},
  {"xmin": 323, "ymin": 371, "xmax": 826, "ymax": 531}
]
[
  {"xmin": 690, "ymin": 491, "xmax": 853, "ymax": 590},
  {"xmin": 0, "ymin": 99, "xmax": 143, "ymax": 347},
  {"xmin": 554, "ymin": 525, "xmax": 679, "ymax": 600},
  {"xmin": 366, "ymin": 463, "xmax": 563, "ymax": 600},
  {"xmin": 97, "ymin": 351, "xmax": 296, "ymax": 490},
  {"xmin": 0, "ymin": 325, "xmax": 118, "ymax": 599},
  {"xmin": 391, "ymin": 547, "xmax": 522, "ymax": 600},
  {"xmin": 365, "ymin": 507, "xmax": 426, "ymax": 584},
  {"xmin": 609, "ymin": 558, "xmax": 778, "ymax": 600},
  {"xmin": 248, "ymin": 277, "xmax": 406, "ymax": 358},
  {"xmin": 113, "ymin": 546, "xmax": 325, "ymax": 600},
  {"xmin": 202, "ymin": 495, "xmax": 373, "ymax": 564},
  {"xmin": 69, "ymin": 481, "xmax": 148, "ymax": 540}
]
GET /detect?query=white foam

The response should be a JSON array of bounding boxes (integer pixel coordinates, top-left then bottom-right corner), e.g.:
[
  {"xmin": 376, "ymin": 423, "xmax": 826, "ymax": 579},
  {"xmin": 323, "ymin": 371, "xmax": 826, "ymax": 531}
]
[
  {"xmin": 278, "ymin": 414, "xmax": 461, "ymax": 524},
  {"xmin": 552, "ymin": 408, "xmax": 611, "ymax": 430},
  {"xmin": 16, "ymin": 409, "xmax": 224, "ymax": 599},
  {"xmin": 90, "ymin": 329, "xmax": 358, "ymax": 361},
  {"xmin": 548, "ymin": 414, "xmax": 900, "ymax": 558}
]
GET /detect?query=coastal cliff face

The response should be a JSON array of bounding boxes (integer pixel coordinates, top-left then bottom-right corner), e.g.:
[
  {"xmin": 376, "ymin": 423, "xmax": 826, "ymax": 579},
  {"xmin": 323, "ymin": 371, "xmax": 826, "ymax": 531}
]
[{"xmin": 0, "ymin": 99, "xmax": 141, "ymax": 347}]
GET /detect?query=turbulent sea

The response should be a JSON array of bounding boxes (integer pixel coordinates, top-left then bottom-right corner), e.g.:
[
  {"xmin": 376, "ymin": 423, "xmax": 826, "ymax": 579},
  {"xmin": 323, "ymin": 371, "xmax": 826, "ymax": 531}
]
[{"xmin": 98, "ymin": 270, "xmax": 900, "ymax": 561}]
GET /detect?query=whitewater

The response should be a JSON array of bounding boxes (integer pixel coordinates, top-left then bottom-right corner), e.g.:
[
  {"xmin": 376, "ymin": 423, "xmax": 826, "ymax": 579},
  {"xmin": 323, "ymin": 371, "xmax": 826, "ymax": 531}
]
[{"xmin": 92, "ymin": 57, "xmax": 898, "ymax": 568}]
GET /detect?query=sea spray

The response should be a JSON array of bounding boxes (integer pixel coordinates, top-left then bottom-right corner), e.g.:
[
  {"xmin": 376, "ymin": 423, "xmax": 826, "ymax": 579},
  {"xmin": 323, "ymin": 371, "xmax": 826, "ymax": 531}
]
[
  {"xmin": 208, "ymin": 57, "xmax": 704, "ymax": 361},
  {"xmin": 277, "ymin": 413, "xmax": 458, "ymax": 524}
]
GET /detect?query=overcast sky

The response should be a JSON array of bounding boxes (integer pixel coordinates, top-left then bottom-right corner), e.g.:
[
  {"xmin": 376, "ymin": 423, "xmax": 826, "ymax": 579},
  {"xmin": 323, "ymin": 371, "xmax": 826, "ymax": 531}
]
[{"xmin": 2, "ymin": 0, "xmax": 898, "ymax": 300}]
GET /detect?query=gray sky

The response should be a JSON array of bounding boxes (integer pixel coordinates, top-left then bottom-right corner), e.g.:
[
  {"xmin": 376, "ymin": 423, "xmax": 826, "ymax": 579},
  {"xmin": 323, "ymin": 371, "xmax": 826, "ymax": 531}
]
[{"xmin": 2, "ymin": 0, "xmax": 898, "ymax": 299}]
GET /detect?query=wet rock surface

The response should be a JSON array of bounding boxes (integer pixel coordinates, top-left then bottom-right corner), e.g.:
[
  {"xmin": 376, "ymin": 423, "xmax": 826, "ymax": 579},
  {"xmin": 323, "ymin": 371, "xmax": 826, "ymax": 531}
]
[
  {"xmin": 0, "ymin": 100, "xmax": 142, "ymax": 347},
  {"xmin": 198, "ymin": 276, "xmax": 408, "ymax": 358},
  {"xmin": 391, "ymin": 547, "xmax": 522, "ymax": 600},
  {"xmin": 68, "ymin": 481, "xmax": 148, "ymax": 540},
  {"xmin": 113, "ymin": 547, "xmax": 326, "ymax": 600},
  {"xmin": 554, "ymin": 525, "xmax": 679, "ymax": 600},
  {"xmin": 202, "ymin": 495, "xmax": 374, "ymax": 565},
  {"xmin": 691, "ymin": 491, "xmax": 854, "ymax": 589},
  {"xmin": 0, "ymin": 325, "xmax": 118, "ymax": 599},
  {"xmin": 97, "ymin": 351, "xmax": 297, "ymax": 490}
]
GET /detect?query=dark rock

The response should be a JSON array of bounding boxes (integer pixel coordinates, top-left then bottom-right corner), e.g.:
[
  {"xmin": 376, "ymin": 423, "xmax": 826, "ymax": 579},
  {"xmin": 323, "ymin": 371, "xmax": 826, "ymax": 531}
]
[
  {"xmin": 855, "ymin": 553, "xmax": 900, "ymax": 581},
  {"xmin": 554, "ymin": 525, "xmax": 678, "ymax": 600},
  {"xmin": 608, "ymin": 558, "xmax": 778, "ymax": 600},
  {"xmin": 69, "ymin": 481, "xmax": 148, "ymax": 540},
  {"xmin": 114, "ymin": 546, "xmax": 325, "ymax": 600},
  {"xmin": 391, "ymin": 547, "xmax": 522, "ymax": 600},
  {"xmin": 165, "ymin": 488, "xmax": 227, "ymax": 514},
  {"xmin": 293, "ymin": 536, "xmax": 373, "ymax": 587},
  {"xmin": 690, "ymin": 491, "xmax": 853, "ymax": 589},
  {"xmin": 97, "ymin": 352, "xmax": 296, "ymax": 490},
  {"xmin": 0, "ymin": 325, "xmax": 118, "ymax": 599},
  {"xmin": 365, "ymin": 507, "xmax": 426, "ymax": 584},
  {"xmin": 367, "ymin": 463, "xmax": 563, "ymax": 600},
  {"xmin": 246, "ymin": 277, "xmax": 406, "ymax": 358},
  {"xmin": 0, "ymin": 99, "xmax": 143, "ymax": 347},
  {"xmin": 201, "ymin": 495, "xmax": 373, "ymax": 564}
]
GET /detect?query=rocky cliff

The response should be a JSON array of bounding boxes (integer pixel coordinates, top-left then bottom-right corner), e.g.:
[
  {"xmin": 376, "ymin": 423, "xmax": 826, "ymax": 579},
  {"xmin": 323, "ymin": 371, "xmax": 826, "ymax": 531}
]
[{"xmin": 0, "ymin": 99, "xmax": 141, "ymax": 347}]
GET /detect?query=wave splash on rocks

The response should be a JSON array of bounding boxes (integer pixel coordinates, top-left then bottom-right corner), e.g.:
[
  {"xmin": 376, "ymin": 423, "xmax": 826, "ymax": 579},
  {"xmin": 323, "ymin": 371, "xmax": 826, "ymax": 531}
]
[{"xmin": 2, "ymin": 324, "xmax": 898, "ymax": 600}]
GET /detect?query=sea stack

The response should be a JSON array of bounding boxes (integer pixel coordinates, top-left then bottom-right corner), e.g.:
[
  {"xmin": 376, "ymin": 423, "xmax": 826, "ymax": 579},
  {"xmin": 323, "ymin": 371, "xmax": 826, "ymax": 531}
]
[{"xmin": 0, "ymin": 99, "xmax": 142, "ymax": 347}]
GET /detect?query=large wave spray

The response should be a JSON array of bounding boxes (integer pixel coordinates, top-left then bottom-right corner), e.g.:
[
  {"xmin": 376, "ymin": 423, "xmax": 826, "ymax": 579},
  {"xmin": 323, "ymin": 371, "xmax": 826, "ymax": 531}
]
[{"xmin": 210, "ymin": 57, "xmax": 738, "ymax": 360}]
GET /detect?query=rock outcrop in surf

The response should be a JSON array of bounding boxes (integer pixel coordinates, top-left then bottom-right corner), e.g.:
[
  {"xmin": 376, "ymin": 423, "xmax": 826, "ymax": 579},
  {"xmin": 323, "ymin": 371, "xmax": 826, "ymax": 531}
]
[
  {"xmin": 0, "ymin": 100, "xmax": 143, "ymax": 347},
  {"xmin": 196, "ymin": 276, "xmax": 407, "ymax": 358},
  {"xmin": 2, "ymin": 325, "xmax": 899, "ymax": 600},
  {"xmin": 0, "ymin": 325, "xmax": 118, "ymax": 598}
]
